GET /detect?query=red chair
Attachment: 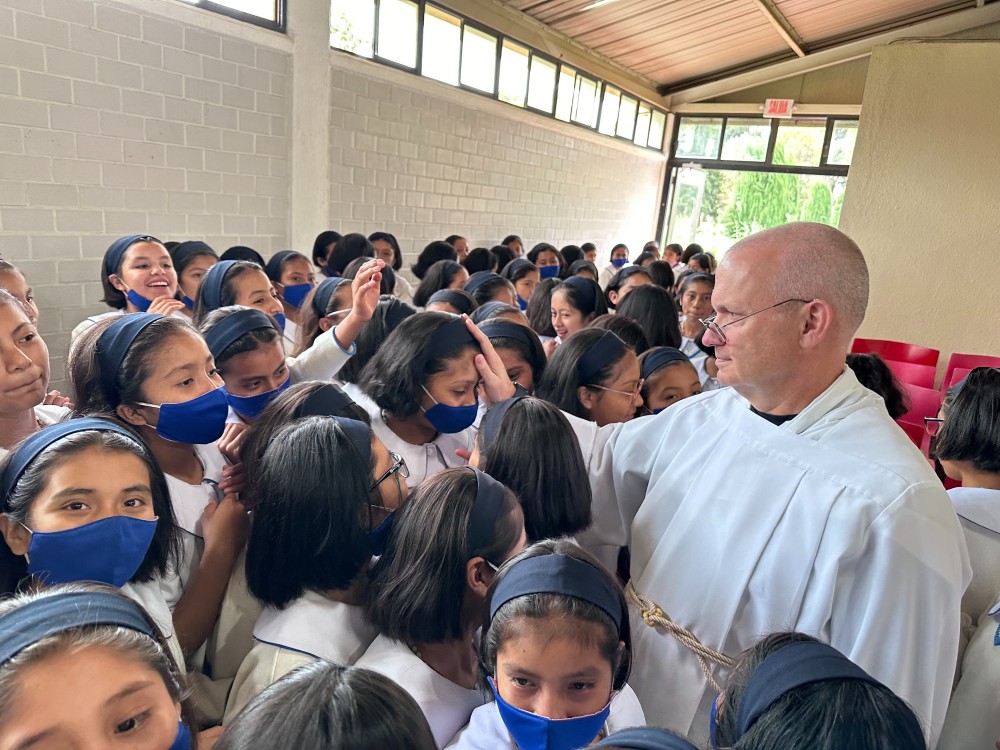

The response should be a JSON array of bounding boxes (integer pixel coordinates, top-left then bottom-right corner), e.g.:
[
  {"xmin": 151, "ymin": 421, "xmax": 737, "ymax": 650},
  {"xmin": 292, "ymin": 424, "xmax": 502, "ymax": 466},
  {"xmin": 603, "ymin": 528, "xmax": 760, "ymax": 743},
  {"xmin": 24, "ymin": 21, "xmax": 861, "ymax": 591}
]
[
  {"xmin": 899, "ymin": 383, "xmax": 942, "ymax": 427},
  {"xmin": 884, "ymin": 360, "xmax": 936, "ymax": 389},
  {"xmin": 896, "ymin": 420, "xmax": 925, "ymax": 449},
  {"xmin": 944, "ymin": 367, "xmax": 973, "ymax": 392},
  {"xmin": 943, "ymin": 353, "xmax": 1000, "ymax": 391},
  {"xmin": 851, "ymin": 338, "xmax": 940, "ymax": 367}
]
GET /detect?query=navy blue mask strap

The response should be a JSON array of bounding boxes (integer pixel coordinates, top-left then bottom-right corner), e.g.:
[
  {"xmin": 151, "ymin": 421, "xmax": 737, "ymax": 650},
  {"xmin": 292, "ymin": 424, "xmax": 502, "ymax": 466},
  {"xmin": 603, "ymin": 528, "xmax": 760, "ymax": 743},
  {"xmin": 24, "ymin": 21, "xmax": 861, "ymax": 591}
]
[
  {"xmin": 595, "ymin": 727, "xmax": 699, "ymax": 750},
  {"xmin": 736, "ymin": 641, "xmax": 900, "ymax": 739},
  {"xmin": 464, "ymin": 271, "xmax": 500, "ymax": 295},
  {"xmin": 2, "ymin": 418, "xmax": 142, "ymax": 508},
  {"xmin": 0, "ymin": 591, "xmax": 155, "ymax": 666},
  {"xmin": 578, "ymin": 331, "xmax": 627, "ymax": 385},
  {"xmin": 200, "ymin": 260, "xmax": 238, "ymax": 311},
  {"xmin": 203, "ymin": 308, "xmax": 276, "ymax": 360},
  {"xmin": 311, "ymin": 276, "xmax": 346, "ymax": 317},
  {"xmin": 561, "ymin": 275, "xmax": 599, "ymax": 315},
  {"xmin": 501, "ymin": 258, "xmax": 535, "ymax": 280},
  {"xmin": 640, "ymin": 347, "xmax": 691, "ymax": 380},
  {"xmin": 478, "ymin": 396, "xmax": 527, "ymax": 455},
  {"xmin": 426, "ymin": 316, "xmax": 478, "ymax": 360},
  {"xmin": 427, "ymin": 290, "xmax": 475, "ymax": 316},
  {"xmin": 332, "ymin": 417, "xmax": 371, "ymax": 466},
  {"xmin": 383, "ymin": 298, "xmax": 415, "ymax": 333},
  {"xmin": 467, "ymin": 468, "xmax": 506, "ymax": 557},
  {"xmin": 294, "ymin": 384, "xmax": 357, "ymax": 419},
  {"xmin": 104, "ymin": 235, "xmax": 160, "ymax": 277},
  {"xmin": 95, "ymin": 313, "xmax": 163, "ymax": 405},
  {"xmin": 489, "ymin": 553, "xmax": 623, "ymax": 631},
  {"xmin": 265, "ymin": 250, "xmax": 296, "ymax": 282}
]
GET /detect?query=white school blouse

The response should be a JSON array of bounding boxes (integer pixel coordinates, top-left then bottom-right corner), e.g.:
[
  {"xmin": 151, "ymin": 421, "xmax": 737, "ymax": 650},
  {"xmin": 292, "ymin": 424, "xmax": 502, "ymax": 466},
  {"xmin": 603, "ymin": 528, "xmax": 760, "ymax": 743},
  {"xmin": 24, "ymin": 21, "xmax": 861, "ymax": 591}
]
[
  {"xmin": 224, "ymin": 590, "xmax": 378, "ymax": 722},
  {"xmin": 356, "ymin": 635, "xmax": 487, "ymax": 748},
  {"xmin": 122, "ymin": 578, "xmax": 186, "ymax": 671},
  {"xmin": 949, "ymin": 486, "xmax": 1000, "ymax": 619},
  {"xmin": 446, "ymin": 686, "xmax": 646, "ymax": 749}
]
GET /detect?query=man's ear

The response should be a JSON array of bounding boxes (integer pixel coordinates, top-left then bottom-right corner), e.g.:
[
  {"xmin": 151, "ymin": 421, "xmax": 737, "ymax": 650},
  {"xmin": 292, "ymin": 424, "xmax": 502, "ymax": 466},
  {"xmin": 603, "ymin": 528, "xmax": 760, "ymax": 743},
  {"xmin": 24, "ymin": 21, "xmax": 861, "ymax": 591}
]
[
  {"xmin": 0, "ymin": 513, "xmax": 31, "ymax": 556},
  {"xmin": 799, "ymin": 300, "xmax": 833, "ymax": 349}
]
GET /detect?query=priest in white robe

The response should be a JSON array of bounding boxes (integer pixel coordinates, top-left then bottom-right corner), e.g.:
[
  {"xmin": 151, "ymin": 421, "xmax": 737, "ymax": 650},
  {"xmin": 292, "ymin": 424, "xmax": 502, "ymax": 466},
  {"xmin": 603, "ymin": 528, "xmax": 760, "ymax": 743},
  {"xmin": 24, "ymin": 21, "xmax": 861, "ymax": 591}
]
[{"xmin": 538, "ymin": 224, "xmax": 968, "ymax": 748}]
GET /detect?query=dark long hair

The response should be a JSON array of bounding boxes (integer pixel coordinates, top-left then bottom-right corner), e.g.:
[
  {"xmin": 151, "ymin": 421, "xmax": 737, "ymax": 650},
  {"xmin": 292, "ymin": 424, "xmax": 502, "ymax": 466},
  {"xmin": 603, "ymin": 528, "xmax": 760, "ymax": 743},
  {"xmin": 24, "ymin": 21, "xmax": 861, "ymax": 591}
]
[{"xmin": 616, "ymin": 284, "xmax": 681, "ymax": 349}]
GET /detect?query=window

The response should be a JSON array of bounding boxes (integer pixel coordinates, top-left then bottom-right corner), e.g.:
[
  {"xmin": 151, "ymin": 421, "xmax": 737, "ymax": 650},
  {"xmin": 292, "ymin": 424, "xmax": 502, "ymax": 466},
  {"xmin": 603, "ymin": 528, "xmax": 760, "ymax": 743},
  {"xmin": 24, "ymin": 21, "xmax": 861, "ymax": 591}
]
[
  {"xmin": 720, "ymin": 118, "xmax": 770, "ymax": 162},
  {"xmin": 828, "ymin": 120, "xmax": 859, "ymax": 166},
  {"xmin": 181, "ymin": 0, "xmax": 283, "ymax": 28},
  {"xmin": 774, "ymin": 118, "xmax": 826, "ymax": 167},
  {"xmin": 422, "ymin": 5, "xmax": 461, "ymax": 85},
  {"xmin": 675, "ymin": 118, "xmax": 722, "ymax": 159},
  {"xmin": 617, "ymin": 95, "xmax": 637, "ymax": 140},
  {"xmin": 598, "ymin": 86, "xmax": 621, "ymax": 136},
  {"xmin": 555, "ymin": 67, "xmax": 575, "ymax": 122},
  {"xmin": 461, "ymin": 26, "xmax": 497, "ymax": 93},
  {"xmin": 498, "ymin": 39, "xmax": 529, "ymax": 107},
  {"xmin": 634, "ymin": 104, "xmax": 651, "ymax": 147},
  {"xmin": 572, "ymin": 74, "xmax": 601, "ymax": 128},
  {"xmin": 527, "ymin": 56, "xmax": 557, "ymax": 113},
  {"xmin": 330, "ymin": 0, "xmax": 374, "ymax": 56},
  {"xmin": 648, "ymin": 110, "xmax": 667, "ymax": 150},
  {"xmin": 377, "ymin": 0, "xmax": 418, "ymax": 69}
]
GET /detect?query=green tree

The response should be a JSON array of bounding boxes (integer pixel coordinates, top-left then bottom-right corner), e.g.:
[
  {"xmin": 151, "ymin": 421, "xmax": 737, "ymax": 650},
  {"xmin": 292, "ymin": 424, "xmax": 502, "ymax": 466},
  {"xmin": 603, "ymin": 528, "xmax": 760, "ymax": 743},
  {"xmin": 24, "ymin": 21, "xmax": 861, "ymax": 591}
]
[
  {"xmin": 799, "ymin": 181, "xmax": 833, "ymax": 225},
  {"xmin": 701, "ymin": 169, "xmax": 728, "ymax": 223},
  {"xmin": 722, "ymin": 144, "xmax": 800, "ymax": 240}
]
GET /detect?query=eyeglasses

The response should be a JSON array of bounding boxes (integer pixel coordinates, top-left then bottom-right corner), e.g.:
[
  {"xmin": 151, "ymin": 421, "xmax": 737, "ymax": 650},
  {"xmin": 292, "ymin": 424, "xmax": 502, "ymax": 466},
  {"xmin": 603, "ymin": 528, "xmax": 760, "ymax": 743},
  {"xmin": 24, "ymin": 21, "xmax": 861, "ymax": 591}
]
[
  {"xmin": 924, "ymin": 417, "xmax": 944, "ymax": 437},
  {"xmin": 699, "ymin": 299, "xmax": 813, "ymax": 345},
  {"xmin": 587, "ymin": 379, "xmax": 645, "ymax": 404},
  {"xmin": 369, "ymin": 450, "xmax": 409, "ymax": 492}
]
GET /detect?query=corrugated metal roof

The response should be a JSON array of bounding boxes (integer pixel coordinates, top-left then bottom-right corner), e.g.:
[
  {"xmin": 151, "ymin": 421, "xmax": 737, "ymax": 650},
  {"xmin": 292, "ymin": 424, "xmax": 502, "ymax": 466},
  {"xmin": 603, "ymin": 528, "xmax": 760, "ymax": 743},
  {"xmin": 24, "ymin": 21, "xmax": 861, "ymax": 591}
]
[{"xmin": 502, "ymin": 0, "xmax": 977, "ymax": 89}]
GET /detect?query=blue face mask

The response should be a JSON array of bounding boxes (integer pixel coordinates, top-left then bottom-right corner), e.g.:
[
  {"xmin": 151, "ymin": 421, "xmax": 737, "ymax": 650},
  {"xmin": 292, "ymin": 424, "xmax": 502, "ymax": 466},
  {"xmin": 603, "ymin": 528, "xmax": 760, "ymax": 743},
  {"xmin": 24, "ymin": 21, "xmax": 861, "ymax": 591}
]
[
  {"xmin": 490, "ymin": 679, "xmax": 612, "ymax": 750},
  {"xmin": 420, "ymin": 385, "xmax": 478, "ymax": 434},
  {"xmin": 24, "ymin": 516, "xmax": 157, "ymax": 588},
  {"xmin": 611, "ymin": 258, "xmax": 628, "ymax": 268},
  {"xmin": 139, "ymin": 386, "xmax": 230, "ymax": 445},
  {"xmin": 282, "ymin": 283, "xmax": 313, "ymax": 309},
  {"xmin": 516, "ymin": 295, "xmax": 529, "ymax": 311},
  {"xmin": 273, "ymin": 312, "xmax": 287, "ymax": 332},
  {"xmin": 652, "ymin": 407, "xmax": 665, "ymax": 415},
  {"xmin": 367, "ymin": 511, "xmax": 395, "ymax": 556},
  {"xmin": 126, "ymin": 289, "xmax": 154, "ymax": 312},
  {"xmin": 226, "ymin": 376, "xmax": 291, "ymax": 421},
  {"xmin": 539, "ymin": 265, "xmax": 560, "ymax": 280},
  {"xmin": 181, "ymin": 295, "xmax": 195, "ymax": 310},
  {"xmin": 169, "ymin": 722, "xmax": 192, "ymax": 750}
]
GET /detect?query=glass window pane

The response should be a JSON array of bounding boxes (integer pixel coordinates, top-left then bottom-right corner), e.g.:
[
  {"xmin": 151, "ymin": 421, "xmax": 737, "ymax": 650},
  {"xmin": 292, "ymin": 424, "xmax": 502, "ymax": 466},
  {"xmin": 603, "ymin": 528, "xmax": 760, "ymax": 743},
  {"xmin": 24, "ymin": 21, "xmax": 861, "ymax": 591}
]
[
  {"xmin": 598, "ymin": 86, "xmax": 620, "ymax": 135},
  {"xmin": 617, "ymin": 95, "xmax": 637, "ymax": 140},
  {"xmin": 674, "ymin": 117, "xmax": 721, "ymax": 158},
  {"xmin": 555, "ymin": 67, "xmax": 575, "ymax": 122},
  {"xmin": 773, "ymin": 118, "xmax": 826, "ymax": 167},
  {"xmin": 461, "ymin": 26, "xmax": 497, "ymax": 93},
  {"xmin": 211, "ymin": 0, "xmax": 276, "ymax": 20},
  {"xmin": 648, "ymin": 110, "xmax": 667, "ymax": 150},
  {"xmin": 633, "ymin": 104, "xmax": 651, "ymax": 147},
  {"xmin": 422, "ymin": 6, "xmax": 461, "ymax": 85},
  {"xmin": 828, "ymin": 120, "xmax": 858, "ymax": 166},
  {"xmin": 571, "ymin": 75, "xmax": 600, "ymax": 127},
  {"xmin": 720, "ymin": 118, "xmax": 770, "ymax": 161},
  {"xmin": 331, "ymin": 0, "xmax": 374, "ymax": 57},
  {"xmin": 498, "ymin": 40, "xmax": 529, "ymax": 107},
  {"xmin": 527, "ymin": 56, "xmax": 557, "ymax": 113},
  {"xmin": 377, "ymin": 0, "xmax": 418, "ymax": 69}
]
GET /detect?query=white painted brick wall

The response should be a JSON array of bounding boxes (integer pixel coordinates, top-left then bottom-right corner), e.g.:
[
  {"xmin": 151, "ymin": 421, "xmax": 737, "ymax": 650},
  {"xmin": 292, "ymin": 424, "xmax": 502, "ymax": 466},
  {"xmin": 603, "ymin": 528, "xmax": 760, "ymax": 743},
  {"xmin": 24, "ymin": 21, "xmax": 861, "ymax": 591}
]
[{"xmin": 0, "ymin": 0, "xmax": 290, "ymax": 390}]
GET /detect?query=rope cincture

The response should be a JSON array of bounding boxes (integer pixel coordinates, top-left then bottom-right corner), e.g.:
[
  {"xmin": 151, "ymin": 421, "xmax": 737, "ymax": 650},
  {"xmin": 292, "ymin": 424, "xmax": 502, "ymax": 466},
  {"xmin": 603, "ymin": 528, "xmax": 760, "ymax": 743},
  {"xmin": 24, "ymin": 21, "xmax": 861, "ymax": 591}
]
[{"xmin": 625, "ymin": 581, "xmax": 736, "ymax": 693}]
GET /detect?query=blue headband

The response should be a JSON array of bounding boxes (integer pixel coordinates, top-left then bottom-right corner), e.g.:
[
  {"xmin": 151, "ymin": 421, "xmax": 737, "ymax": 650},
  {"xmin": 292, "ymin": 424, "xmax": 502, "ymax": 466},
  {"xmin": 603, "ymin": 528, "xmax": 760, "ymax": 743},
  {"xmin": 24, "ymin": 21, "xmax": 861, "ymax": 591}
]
[
  {"xmin": 595, "ymin": 728, "xmax": 699, "ymax": 750},
  {"xmin": 200, "ymin": 260, "xmax": 238, "ymax": 311},
  {"xmin": 203, "ymin": 307, "xmax": 277, "ymax": 360},
  {"xmin": 467, "ymin": 468, "xmax": 506, "ymax": 557},
  {"xmin": 311, "ymin": 276, "xmax": 347, "ymax": 317},
  {"xmin": 2, "ymin": 418, "xmax": 142, "ymax": 508},
  {"xmin": 293, "ymin": 384, "xmax": 357, "ymax": 419},
  {"xmin": 489, "ymin": 553, "xmax": 623, "ymax": 630},
  {"xmin": 578, "ymin": 331, "xmax": 627, "ymax": 385},
  {"xmin": 611, "ymin": 265, "xmax": 649, "ymax": 288},
  {"xmin": 427, "ymin": 289, "xmax": 475, "ymax": 316},
  {"xmin": 480, "ymin": 321, "xmax": 541, "ymax": 354},
  {"xmin": 169, "ymin": 241, "xmax": 216, "ymax": 268},
  {"xmin": 736, "ymin": 641, "xmax": 905, "ymax": 739},
  {"xmin": 640, "ymin": 347, "xmax": 691, "ymax": 380},
  {"xmin": 478, "ymin": 396, "xmax": 527, "ymax": 455},
  {"xmin": 103, "ymin": 235, "xmax": 161, "ymax": 277},
  {"xmin": 95, "ymin": 313, "xmax": 163, "ymax": 404},
  {"xmin": 501, "ymin": 258, "xmax": 536, "ymax": 280},
  {"xmin": 560, "ymin": 275, "xmax": 599, "ymax": 315},
  {"xmin": 426, "ymin": 316, "xmax": 478, "ymax": 360},
  {"xmin": 465, "ymin": 271, "xmax": 501, "ymax": 295},
  {"xmin": 471, "ymin": 302, "xmax": 512, "ymax": 325},
  {"xmin": 265, "ymin": 250, "xmax": 297, "ymax": 282},
  {"xmin": 383, "ymin": 297, "xmax": 414, "ymax": 333},
  {"xmin": 332, "ymin": 416, "xmax": 371, "ymax": 467},
  {"xmin": 0, "ymin": 591, "xmax": 155, "ymax": 666}
]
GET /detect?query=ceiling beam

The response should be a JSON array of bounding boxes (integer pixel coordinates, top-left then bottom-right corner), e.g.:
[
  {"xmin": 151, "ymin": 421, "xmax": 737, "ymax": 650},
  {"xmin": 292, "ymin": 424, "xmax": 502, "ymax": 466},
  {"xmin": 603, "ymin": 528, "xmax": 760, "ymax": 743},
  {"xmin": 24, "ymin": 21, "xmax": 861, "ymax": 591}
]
[
  {"xmin": 666, "ymin": 2, "xmax": 1000, "ymax": 106},
  {"xmin": 752, "ymin": 0, "xmax": 806, "ymax": 57}
]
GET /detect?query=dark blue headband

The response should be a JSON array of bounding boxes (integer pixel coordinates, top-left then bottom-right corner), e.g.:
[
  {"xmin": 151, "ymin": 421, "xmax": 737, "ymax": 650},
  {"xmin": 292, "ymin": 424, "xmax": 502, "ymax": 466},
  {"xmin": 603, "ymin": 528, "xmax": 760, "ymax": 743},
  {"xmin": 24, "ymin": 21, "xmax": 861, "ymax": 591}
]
[
  {"xmin": 489, "ymin": 553, "xmax": 623, "ymax": 631},
  {"xmin": 0, "ymin": 591, "xmax": 154, "ymax": 665},
  {"xmin": 427, "ymin": 290, "xmax": 475, "ymax": 316},
  {"xmin": 426, "ymin": 316, "xmax": 479, "ymax": 360},
  {"xmin": 293, "ymin": 384, "xmax": 357, "ymax": 419},
  {"xmin": 103, "ymin": 235, "xmax": 161, "ymax": 277},
  {"xmin": 95, "ymin": 313, "xmax": 163, "ymax": 404},
  {"xmin": 595, "ymin": 728, "xmax": 699, "ymax": 750},
  {"xmin": 560, "ymin": 275, "xmax": 599, "ymax": 315},
  {"xmin": 2, "ymin": 418, "xmax": 142, "ymax": 507},
  {"xmin": 199, "ymin": 260, "xmax": 238, "ymax": 311},
  {"xmin": 478, "ymin": 396, "xmax": 527, "ymax": 454},
  {"xmin": 501, "ymin": 258, "xmax": 535, "ymax": 280},
  {"xmin": 611, "ymin": 265, "xmax": 649, "ymax": 287},
  {"xmin": 383, "ymin": 297, "xmax": 415, "ymax": 333},
  {"xmin": 265, "ymin": 250, "xmax": 297, "ymax": 281},
  {"xmin": 170, "ymin": 241, "xmax": 216, "ymax": 268},
  {"xmin": 333, "ymin": 416, "xmax": 371, "ymax": 467},
  {"xmin": 311, "ymin": 276, "xmax": 347, "ymax": 317},
  {"xmin": 480, "ymin": 321, "xmax": 541, "ymax": 354},
  {"xmin": 578, "ymin": 331, "xmax": 627, "ymax": 385},
  {"xmin": 472, "ymin": 302, "xmax": 512, "ymax": 325},
  {"xmin": 465, "ymin": 271, "xmax": 501, "ymax": 295},
  {"xmin": 736, "ymin": 641, "xmax": 904, "ymax": 739},
  {"xmin": 467, "ymin": 468, "xmax": 506, "ymax": 557},
  {"xmin": 203, "ymin": 307, "xmax": 277, "ymax": 360},
  {"xmin": 640, "ymin": 347, "xmax": 691, "ymax": 381}
]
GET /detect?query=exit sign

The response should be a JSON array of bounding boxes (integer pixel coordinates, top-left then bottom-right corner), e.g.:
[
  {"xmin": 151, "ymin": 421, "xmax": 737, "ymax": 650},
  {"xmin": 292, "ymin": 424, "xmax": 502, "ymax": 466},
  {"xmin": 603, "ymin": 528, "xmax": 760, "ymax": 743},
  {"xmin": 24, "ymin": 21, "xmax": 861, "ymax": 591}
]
[{"xmin": 764, "ymin": 98, "xmax": 795, "ymax": 118}]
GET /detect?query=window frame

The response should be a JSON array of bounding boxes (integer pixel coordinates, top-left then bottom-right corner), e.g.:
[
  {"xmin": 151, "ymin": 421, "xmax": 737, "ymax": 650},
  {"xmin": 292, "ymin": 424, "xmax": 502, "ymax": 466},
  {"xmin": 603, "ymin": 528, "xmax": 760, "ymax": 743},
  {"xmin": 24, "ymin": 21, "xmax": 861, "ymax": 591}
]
[{"xmin": 179, "ymin": 0, "xmax": 285, "ymax": 31}]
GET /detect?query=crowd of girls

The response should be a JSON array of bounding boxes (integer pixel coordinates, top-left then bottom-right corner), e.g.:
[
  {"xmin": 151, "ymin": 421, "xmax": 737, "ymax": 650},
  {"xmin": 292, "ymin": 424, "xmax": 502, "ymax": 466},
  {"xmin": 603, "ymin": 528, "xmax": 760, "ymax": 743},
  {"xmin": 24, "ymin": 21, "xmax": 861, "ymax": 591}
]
[{"xmin": 0, "ymin": 233, "xmax": 939, "ymax": 749}]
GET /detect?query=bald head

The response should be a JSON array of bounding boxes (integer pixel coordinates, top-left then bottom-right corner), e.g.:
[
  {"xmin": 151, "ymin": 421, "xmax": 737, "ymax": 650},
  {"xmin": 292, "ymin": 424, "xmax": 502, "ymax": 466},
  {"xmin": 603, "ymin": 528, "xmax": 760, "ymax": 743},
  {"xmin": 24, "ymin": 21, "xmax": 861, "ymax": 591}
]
[{"xmin": 725, "ymin": 223, "xmax": 869, "ymax": 340}]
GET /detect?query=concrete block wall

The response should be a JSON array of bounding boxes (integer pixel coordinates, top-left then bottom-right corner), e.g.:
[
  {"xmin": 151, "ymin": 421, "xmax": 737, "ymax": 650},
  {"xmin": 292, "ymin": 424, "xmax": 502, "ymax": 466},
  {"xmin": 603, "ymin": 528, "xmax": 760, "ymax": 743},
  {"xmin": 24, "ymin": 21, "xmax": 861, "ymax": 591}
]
[{"xmin": 0, "ymin": 0, "xmax": 290, "ymax": 389}]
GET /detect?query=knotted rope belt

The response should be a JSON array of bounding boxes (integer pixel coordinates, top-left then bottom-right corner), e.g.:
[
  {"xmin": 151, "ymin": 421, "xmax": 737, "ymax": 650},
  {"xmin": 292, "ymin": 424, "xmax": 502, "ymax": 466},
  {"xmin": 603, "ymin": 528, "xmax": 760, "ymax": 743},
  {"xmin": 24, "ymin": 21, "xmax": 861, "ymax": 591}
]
[{"xmin": 625, "ymin": 581, "xmax": 736, "ymax": 692}]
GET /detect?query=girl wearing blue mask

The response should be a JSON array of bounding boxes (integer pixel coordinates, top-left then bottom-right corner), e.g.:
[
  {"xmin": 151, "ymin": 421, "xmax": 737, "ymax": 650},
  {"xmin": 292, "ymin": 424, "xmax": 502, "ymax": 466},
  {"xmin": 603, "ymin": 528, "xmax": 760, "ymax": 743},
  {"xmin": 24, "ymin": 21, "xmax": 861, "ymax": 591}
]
[
  {"xmin": 359, "ymin": 467, "xmax": 526, "ymax": 747},
  {"xmin": 500, "ymin": 258, "xmax": 540, "ymax": 311},
  {"xmin": 597, "ymin": 244, "xmax": 631, "ymax": 291},
  {"xmin": 637, "ymin": 347, "xmax": 702, "ymax": 416},
  {"xmin": 68, "ymin": 314, "xmax": 250, "ymax": 671},
  {"xmin": 0, "ymin": 585, "xmax": 204, "ymax": 750},
  {"xmin": 448, "ymin": 539, "xmax": 645, "ymax": 750},
  {"xmin": 170, "ymin": 241, "xmax": 219, "ymax": 317},
  {"xmin": 527, "ymin": 244, "xmax": 564, "ymax": 282},
  {"xmin": 192, "ymin": 259, "xmax": 285, "ymax": 330},
  {"xmin": 226, "ymin": 415, "xmax": 408, "ymax": 720},
  {"xmin": 73, "ymin": 235, "xmax": 188, "ymax": 343},
  {"xmin": 264, "ymin": 251, "xmax": 315, "ymax": 351}
]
